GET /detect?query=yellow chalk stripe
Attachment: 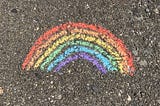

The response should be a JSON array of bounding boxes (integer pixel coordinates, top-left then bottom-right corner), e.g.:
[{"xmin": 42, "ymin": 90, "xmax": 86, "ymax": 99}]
[
  {"xmin": 70, "ymin": 28, "xmax": 128, "ymax": 73},
  {"xmin": 34, "ymin": 34, "xmax": 124, "ymax": 72},
  {"xmin": 70, "ymin": 28, "xmax": 121, "ymax": 57}
]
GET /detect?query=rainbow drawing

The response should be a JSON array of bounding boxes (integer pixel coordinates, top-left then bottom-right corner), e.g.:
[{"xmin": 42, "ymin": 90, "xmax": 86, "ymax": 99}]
[{"xmin": 22, "ymin": 22, "xmax": 135, "ymax": 76}]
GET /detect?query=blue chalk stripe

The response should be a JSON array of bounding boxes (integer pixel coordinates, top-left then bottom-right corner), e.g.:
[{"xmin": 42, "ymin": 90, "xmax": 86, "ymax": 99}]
[{"xmin": 47, "ymin": 46, "xmax": 117, "ymax": 71}]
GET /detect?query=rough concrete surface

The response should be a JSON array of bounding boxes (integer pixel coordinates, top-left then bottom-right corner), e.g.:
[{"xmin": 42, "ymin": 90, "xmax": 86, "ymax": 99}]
[{"xmin": 0, "ymin": 0, "xmax": 160, "ymax": 106}]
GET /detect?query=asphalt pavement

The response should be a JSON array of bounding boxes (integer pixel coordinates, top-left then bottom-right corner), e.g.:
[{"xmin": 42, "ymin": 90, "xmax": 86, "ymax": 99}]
[{"xmin": 0, "ymin": 0, "xmax": 160, "ymax": 106}]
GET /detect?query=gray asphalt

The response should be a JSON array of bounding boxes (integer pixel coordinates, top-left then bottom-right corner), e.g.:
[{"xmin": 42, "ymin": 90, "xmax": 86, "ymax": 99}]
[{"xmin": 0, "ymin": 0, "xmax": 160, "ymax": 106}]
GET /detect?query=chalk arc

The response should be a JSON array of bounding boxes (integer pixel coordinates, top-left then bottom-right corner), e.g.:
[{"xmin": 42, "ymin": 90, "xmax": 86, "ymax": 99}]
[
  {"xmin": 40, "ymin": 38, "xmax": 119, "ymax": 71},
  {"xmin": 47, "ymin": 45, "xmax": 117, "ymax": 72},
  {"xmin": 21, "ymin": 22, "xmax": 135, "ymax": 75}
]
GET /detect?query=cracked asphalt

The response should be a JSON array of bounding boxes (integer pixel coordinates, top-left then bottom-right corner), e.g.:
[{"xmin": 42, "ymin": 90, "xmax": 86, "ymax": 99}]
[{"xmin": 0, "ymin": 0, "xmax": 160, "ymax": 106}]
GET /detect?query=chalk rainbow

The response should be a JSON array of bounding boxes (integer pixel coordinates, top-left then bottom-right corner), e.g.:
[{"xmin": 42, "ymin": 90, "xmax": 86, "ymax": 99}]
[{"xmin": 22, "ymin": 22, "xmax": 135, "ymax": 75}]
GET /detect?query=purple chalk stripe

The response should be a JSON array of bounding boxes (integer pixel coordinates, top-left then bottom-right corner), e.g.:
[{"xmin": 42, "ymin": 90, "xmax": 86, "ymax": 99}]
[{"xmin": 54, "ymin": 52, "xmax": 107, "ymax": 73}]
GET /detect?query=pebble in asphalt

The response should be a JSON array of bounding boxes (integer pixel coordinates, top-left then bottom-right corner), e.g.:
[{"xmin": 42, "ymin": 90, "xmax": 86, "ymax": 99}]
[{"xmin": 0, "ymin": 87, "xmax": 4, "ymax": 95}]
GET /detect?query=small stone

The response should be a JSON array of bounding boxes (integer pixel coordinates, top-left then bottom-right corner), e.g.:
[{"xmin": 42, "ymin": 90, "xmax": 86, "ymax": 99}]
[
  {"xmin": 132, "ymin": 50, "xmax": 138, "ymax": 56},
  {"xmin": 118, "ymin": 92, "xmax": 121, "ymax": 96},
  {"xmin": 153, "ymin": 8, "xmax": 159, "ymax": 14},
  {"xmin": 33, "ymin": 7, "xmax": 37, "ymax": 10},
  {"xmin": 50, "ymin": 81, "xmax": 53, "ymax": 84},
  {"xmin": 68, "ymin": 69, "xmax": 71, "ymax": 73},
  {"xmin": 50, "ymin": 100, "xmax": 54, "ymax": 103},
  {"xmin": 85, "ymin": 4, "xmax": 90, "ymax": 9},
  {"xmin": 118, "ymin": 90, "xmax": 122, "ymax": 96},
  {"xmin": 139, "ymin": 60, "xmax": 148, "ymax": 66},
  {"xmin": 51, "ymin": 95, "xmax": 54, "ymax": 98},
  {"xmin": 36, "ymin": 27, "xmax": 39, "ymax": 31},
  {"xmin": 57, "ymin": 95, "xmax": 62, "ymax": 100},
  {"xmin": 127, "ymin": 95, "xmax": 131, "ymax": 102},
  {"xmin": 34, "ymin": 83, "xmax": 38, "ymax": 87},
  {"xmin": 0, "ymin": 87, "xmax": 4, "ymax": 95},
  {"xmin": 145, "ymin": 8, "xmax": 150, "ymax": 13}
]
